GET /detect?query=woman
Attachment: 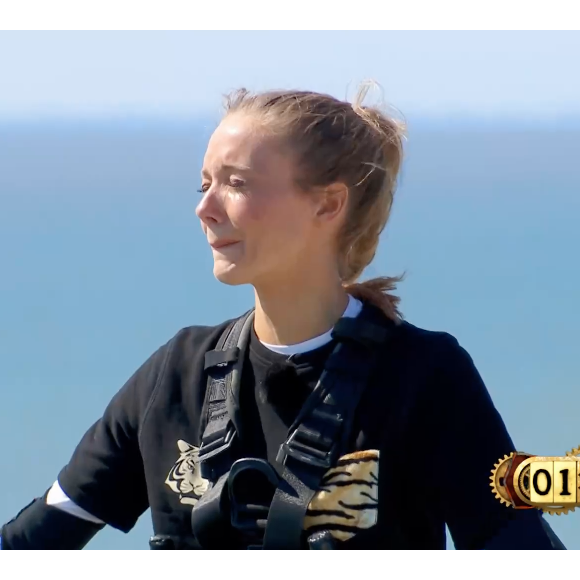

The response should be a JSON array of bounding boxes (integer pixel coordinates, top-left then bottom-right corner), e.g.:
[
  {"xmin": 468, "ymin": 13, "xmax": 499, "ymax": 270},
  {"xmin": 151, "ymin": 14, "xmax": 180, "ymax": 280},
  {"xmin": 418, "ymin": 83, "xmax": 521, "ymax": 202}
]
[{"xmin": 1, "ymin": 85, "xmax": 565, "ymax": 550}]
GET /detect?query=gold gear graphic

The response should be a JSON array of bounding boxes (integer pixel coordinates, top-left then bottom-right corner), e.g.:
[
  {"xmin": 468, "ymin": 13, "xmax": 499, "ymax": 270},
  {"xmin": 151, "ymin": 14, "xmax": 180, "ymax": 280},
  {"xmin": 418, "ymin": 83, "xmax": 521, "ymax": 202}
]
[
  {"xmin": 538, "ymin": 445, "xmax": 580, "ymax": 516},
  {"xmin": 490, "ymin": 452, "xmax": 515, "ymax": 507},
  {"xmin": 518, "ymin": 463, "xmax": 530, "ymax": 501}
]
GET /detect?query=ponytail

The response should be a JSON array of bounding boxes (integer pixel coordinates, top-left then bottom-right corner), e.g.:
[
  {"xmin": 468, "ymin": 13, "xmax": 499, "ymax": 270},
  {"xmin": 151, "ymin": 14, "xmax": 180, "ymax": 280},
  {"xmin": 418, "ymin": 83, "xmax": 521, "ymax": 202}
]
[{"xmin": 343, "ymin": 275, "xmax": 404, "ymax": 323}]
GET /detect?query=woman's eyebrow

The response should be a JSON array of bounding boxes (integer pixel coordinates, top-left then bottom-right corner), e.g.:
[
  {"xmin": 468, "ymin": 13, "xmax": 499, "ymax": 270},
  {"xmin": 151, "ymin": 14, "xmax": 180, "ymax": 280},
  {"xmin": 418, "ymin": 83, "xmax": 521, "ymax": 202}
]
[{"xmin": 201, "ymin": 164, "xmax": 252, "ymax": 177}]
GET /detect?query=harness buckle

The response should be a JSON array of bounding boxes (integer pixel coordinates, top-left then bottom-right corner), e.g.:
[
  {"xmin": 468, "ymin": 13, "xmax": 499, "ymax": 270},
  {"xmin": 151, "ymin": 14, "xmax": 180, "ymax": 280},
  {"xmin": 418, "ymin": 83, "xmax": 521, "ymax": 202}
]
[
  {"xmin": 198, "ymin": 423, "xmax": 236, "ymax": 480},
  {"xmin": 276, "ymin": 410, "xmax": 343, "ymax": 469}
]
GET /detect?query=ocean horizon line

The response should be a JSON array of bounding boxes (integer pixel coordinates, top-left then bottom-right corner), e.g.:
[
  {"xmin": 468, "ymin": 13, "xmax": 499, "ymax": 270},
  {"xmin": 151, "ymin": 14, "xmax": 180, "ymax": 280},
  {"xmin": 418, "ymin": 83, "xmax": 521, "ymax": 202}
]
[{"xmin": 2, "ymin": 110, "xmax": 580, "ymax": 131}]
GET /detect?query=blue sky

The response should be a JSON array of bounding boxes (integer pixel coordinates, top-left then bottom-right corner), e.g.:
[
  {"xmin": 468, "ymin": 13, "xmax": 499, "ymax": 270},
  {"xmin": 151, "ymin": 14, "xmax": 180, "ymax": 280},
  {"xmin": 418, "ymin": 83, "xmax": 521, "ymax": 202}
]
[
  {"xmin": 1, "ymin": 31, "xmax": 579, "ymax": 120},
  {"xmin": 0, "ymin": 31, "xmax": 579, "ymax": 550}
]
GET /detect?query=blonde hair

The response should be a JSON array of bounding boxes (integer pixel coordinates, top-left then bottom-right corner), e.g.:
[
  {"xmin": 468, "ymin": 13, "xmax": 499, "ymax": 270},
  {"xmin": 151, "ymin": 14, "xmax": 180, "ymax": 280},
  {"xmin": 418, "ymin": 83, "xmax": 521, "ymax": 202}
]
[{"xmin": 223, "ymin": 82, "xmax": 406, "ymax": 322}]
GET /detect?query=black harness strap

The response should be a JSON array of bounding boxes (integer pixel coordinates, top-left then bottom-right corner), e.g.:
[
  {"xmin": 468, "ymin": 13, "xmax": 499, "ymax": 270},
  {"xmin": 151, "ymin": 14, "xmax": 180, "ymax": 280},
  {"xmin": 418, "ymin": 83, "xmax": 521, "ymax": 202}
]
[
  {"xmin": 198, "ymin": 310, "xmax": 255, "ymax": 481},
  {"xmin": 196, "ymin": 303, "xmax": 393, "ymax": 550},
  {"xmin": 262, "ymin": 307, "xmax": 391, "ymax": 550}
]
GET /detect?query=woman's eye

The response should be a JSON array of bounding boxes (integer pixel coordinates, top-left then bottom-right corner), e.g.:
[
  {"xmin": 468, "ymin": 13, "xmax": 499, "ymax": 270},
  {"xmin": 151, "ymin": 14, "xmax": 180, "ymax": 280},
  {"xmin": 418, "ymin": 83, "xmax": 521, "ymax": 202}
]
[
  {"xmin": 198, "ymin": 184, "xmax": 210, "ymax": 194},
  {"xmin": 229, "ymin": 180, "xmax": 245, "ymax": 189}
]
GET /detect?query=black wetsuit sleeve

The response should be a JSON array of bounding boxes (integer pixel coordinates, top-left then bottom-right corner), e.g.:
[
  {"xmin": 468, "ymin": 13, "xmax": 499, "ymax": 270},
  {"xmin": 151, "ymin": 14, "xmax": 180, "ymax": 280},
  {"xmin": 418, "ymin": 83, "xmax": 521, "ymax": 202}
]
[
  {"xmin": 1, "ymin": 339, "xmax": 172, "ymax": 548},
  {"xmin": 428, "ymin": 335, "xmax": 565, "ymax": 550}
]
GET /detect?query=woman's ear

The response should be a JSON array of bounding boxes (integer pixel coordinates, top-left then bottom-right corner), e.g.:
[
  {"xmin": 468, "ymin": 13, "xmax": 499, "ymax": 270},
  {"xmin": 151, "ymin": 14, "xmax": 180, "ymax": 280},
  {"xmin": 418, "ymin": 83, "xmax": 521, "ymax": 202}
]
[{"xmin": 314, "ymin": 183, "xmax": 348, "ymax": 223}]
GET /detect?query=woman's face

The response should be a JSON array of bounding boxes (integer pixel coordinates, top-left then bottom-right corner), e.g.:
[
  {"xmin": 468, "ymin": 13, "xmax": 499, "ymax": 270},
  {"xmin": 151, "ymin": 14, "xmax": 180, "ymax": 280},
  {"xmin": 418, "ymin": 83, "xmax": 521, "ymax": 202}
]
[{"xmin": 197, "ymin": 114, "xmax": 325, "ymax": 288}]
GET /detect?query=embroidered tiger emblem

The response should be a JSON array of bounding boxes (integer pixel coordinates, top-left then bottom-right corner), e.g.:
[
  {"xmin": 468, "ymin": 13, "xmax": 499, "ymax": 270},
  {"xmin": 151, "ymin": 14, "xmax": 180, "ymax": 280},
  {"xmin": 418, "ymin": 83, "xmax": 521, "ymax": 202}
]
[
  {"xmin": 165, "ymin": 440, "xmax": 209, "ymax": 506},
  {"xmin": 304, "ymin": 449, "xmax": 379, "ymax": 542}
]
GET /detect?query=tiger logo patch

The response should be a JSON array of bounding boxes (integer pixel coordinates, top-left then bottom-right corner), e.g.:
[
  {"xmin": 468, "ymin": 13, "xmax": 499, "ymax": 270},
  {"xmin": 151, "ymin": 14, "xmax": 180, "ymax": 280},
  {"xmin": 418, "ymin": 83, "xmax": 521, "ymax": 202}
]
[
  {"xmin": 165, "ymin": 440, "xmax": 209, "ymax": 506},
  {"xmin": 304, "ymin": 449, "xmax": 379, "ymax": 542}
]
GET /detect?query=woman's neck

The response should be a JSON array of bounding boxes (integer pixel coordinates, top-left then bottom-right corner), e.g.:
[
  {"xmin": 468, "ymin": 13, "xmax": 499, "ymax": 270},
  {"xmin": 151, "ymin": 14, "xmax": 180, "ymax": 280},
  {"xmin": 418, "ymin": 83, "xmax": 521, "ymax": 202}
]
[{"xmin": 253, "ymin": 277, "xmax": 349, "ymax": 347}]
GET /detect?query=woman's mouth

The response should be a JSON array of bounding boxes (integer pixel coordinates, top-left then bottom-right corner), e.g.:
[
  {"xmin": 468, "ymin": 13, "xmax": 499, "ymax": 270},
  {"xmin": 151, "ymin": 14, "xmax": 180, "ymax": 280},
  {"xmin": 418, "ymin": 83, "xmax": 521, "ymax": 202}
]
[{"xmin": 209, "ymin": 239, "xmax": 240, "ymax": 250}]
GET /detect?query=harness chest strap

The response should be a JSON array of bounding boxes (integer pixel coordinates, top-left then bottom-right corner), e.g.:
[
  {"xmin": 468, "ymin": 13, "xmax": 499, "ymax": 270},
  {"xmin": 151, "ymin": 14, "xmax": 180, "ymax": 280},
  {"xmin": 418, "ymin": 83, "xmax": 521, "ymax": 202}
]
[
  {"xmin": 198, "ymin": 311, "xmax": 254, "ymax": 481},
  {"xmin": 197, "ymin": 306, "xmax": 392, "ymax": 549},
  {"xmin": 262, "ymin": 314, "xmax": 389, "ymax": 549}
]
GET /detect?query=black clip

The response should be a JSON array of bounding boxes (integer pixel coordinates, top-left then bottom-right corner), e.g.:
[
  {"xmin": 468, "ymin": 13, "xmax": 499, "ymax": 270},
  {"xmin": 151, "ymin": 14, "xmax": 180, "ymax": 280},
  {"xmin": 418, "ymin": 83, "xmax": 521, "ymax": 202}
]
[
  {"xmin": 198, "ymin": 424, "xmax": 236, "ymax": 480},
  {"xmin": 228, "ymin": 458, "xmax": 280, "ymax": 549},
  {"xmin": 276, "ymin": 425, "xmax": 337, "ymax": 470},
  {"xmin": 204, "ymin": 347, "xmax": 240, "ymax": 370}
]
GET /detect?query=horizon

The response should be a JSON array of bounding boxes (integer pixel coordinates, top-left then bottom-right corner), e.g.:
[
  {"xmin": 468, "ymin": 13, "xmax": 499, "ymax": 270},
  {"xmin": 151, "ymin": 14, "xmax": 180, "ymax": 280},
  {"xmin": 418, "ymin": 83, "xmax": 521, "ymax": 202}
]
[{"xmin": 0, "ymin": 109, "xmax": 580, "ymax": 130}]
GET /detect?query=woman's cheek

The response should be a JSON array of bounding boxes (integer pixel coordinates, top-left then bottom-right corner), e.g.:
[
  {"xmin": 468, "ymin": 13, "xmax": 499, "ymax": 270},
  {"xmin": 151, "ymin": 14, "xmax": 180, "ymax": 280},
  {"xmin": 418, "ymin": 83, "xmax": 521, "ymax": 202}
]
[
  {"xmin": 233, "ymin": 191, "xmax": 273, "ymax": 228},
  {"xmin": 223, "ymin": 192, "xmax": 256, "ymax": 229},
  {"xmin": 227, "ymin": 188, "xmax": 305, "ymax": 243}
]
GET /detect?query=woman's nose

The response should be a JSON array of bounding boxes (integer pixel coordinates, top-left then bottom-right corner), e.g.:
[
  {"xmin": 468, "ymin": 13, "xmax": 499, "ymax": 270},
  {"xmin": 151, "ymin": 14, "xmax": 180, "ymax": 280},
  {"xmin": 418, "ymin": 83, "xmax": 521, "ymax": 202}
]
[{"xmin": 196, "ymin": 188, "xmax": 223, "ymax": 225}]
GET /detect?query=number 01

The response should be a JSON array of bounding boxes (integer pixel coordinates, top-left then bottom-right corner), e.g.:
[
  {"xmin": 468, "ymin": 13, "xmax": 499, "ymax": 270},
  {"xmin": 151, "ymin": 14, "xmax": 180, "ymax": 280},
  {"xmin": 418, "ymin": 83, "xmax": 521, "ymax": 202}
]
[{"xmin": 530, "ymin": 461, "xmax": 578, "ymax": 505}]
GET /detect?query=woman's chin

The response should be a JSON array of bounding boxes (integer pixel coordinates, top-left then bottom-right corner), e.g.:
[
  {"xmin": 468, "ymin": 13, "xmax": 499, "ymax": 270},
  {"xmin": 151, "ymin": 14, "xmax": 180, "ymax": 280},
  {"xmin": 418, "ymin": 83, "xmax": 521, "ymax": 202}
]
[{"xmin": 213, "ymin": 262, "xmax": 248, "ymax": 286}]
